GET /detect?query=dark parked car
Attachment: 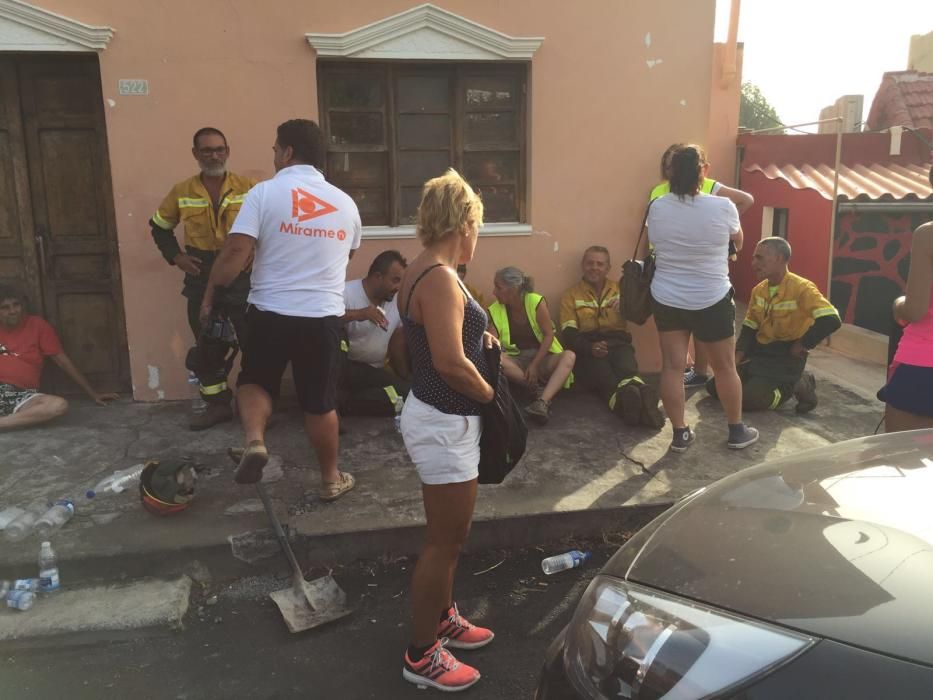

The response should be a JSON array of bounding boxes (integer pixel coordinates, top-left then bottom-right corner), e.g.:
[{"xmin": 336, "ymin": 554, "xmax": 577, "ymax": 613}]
[{"xmin": 537, "ymin": 430, "xmax": 933, "ymax": 699}]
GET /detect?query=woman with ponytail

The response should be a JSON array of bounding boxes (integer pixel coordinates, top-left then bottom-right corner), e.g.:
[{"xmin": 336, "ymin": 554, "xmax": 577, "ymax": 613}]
[{"xmin": 638, "ymin": 144, "xmax": 759, "ymax": 452}]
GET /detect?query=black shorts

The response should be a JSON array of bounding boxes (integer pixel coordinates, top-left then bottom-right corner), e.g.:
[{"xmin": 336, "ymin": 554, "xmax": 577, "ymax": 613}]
[
  {"xmin": 878, "ymin": 363, "xmax": 933, "ymax": 417},
  {"xmin": 237, "ymin": 307, "xmax": 341, "ymax": 415},
  {"xmin": 652, "ymin": 290, "xmax": 736, "ymax": 343}
]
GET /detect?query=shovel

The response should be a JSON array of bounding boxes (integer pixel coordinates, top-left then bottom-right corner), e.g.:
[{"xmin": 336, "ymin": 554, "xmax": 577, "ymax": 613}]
[{"xmin": 255, "ymin": 482, "xmax": 353, "ymax": 632}]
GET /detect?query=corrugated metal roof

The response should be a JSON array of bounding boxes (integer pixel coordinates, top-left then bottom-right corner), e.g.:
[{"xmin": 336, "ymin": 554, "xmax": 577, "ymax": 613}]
[{"xmin": 744, "ymin": 162, "xmax": 933, "ymax": 202}]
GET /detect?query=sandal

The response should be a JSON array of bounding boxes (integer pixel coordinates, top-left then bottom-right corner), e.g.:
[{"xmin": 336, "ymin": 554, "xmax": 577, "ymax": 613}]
[
  {"xmin": 234, "ymin": 440, "xmax": 269, "ymax": 484},
  {"xmin": 319, "ymin": 471, "xmax": 356, "ymax": 502}
]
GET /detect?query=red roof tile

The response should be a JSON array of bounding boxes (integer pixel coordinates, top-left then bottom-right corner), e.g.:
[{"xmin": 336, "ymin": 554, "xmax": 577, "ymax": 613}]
[
  {"xmin": 867, "ymin": 71, "xmax": 933, "ymax": 130},
  {"xmin": 745, "ymin": 162, "xmax": 933, "ymax": 202}
]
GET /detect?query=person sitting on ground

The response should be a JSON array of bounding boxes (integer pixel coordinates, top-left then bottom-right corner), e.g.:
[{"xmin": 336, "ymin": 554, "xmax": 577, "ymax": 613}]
[
  {"xmin": 559, "ymin": 246, "xmax": 664, "ymax": 429},
  {"xmin": 882, "ymin": 211, "xmax": 933, "ymax": 432},
  {"xmin": 456, "ymin": 263, "xmax": 487, "ymax": 308},
  {"xmin": 339, "ymin": 250, "xmax": 410, "ymax": 416},
  {"xmin": 650, "ymin": 142, "xmax": 755, "ymax": 388},
  {"xmin": 708, "ymin": 237, "xmax": 841, "ymax": 413},
  {"xmin": 487, "ymin": 266, "xmax": 575, "ymax": 425},
  {"xmin": 0, "ymin": 285, "xmax": 118, "ymax": 430}
]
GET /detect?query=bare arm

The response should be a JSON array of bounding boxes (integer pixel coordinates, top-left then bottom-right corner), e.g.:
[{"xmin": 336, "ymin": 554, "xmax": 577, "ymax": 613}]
[
  {"xmin": 387, "ymin": 328, "xmax": 410, "ymax": 379},
  {"xmin": 414, "ymin": 269, "xmax": 494, "ymax": 403},
  {"xmin": 716, "ymin": 184, "xmax": 754, "ymax": 214},
  {"xmin": 48, "ymin": 353, "xmax": 118, "ymax": 405},
  {"xmin": 530, "ymin": 300, "xmax": 555, "ymax": 369},
  {"xmin": 895, "ymin": 222, "xmax": 933, "ymax": 324},
  {"xmin": 199, "ymin": 234, "xmax": 256, "ymax": 326}
]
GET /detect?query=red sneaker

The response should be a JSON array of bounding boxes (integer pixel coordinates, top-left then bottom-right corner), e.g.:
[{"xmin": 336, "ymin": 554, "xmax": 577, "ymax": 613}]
[
  {"xmin": 438, "ymin": 604, "xmax": 495, "ymax": 650},
  {"xmin": 402, "ymin": 639, "xmax": 481, "ymax": 692}
]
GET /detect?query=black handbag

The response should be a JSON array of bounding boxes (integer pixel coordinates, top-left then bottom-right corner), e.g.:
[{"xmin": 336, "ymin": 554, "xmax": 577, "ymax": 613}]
[
  {"xmin": 620, "ymin": 203, "xmax": 655, "ymax": 325},
  {"xmin": 478, "ymin": 345, "xmax": 528, "ymax": 484}
]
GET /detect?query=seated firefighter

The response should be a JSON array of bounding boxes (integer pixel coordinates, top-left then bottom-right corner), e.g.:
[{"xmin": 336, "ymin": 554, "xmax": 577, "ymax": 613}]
[
  {"xmin": 0, "ymin": 285, "xmax": 118, "ymax": 430},
  {"xmin": 338, "ymin": 250, "xmax": 410, "ymax": 416},
  {"xmin": 488, "ymin": 266, "xmax": 576, "ymax": 425},
  {"xmin": 559, "ymin": 246, "xmax": 665, "ymax": 429},
  {"xmin": 708, "ymin": 237, "xmax": 841, "ymax": 413}
]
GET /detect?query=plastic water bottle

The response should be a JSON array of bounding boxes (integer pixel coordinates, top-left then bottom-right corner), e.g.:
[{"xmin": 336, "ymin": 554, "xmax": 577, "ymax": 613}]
[
  {"xmin": 86, "ymin": 464, "xmax": 145, "ymax": 499},
  {"xmin": 0, "ymin": 580, "xmax": 11, "ymax": 597},
  {"xmin": 6, "ymin": 590, "xmax": 35, "ymax": 611},
  {"xmin": 3, "ymin": 499, "xmax": 49, "ymax": 542},
  {"xmin": 38, "ymin": 541, "xmax": 60, "ymax": 592},
  {"xmin": 188, "ymin": 371, "xmax": 207, "ymax": 414},
  {"xmin": 13, "ymin": 578, "xmax": 40, "ymax": 592},
  {"xmin": 35, "ymin": 499, "xmax": 75, "ymax": 538},
  {"xmin": 0, "ymin": 506, "xmax": 25, "ymax": 530},
  {"xmin": 394, "ymin": 397, "xmax": 405, "ymax": 433},
  {"xmin": 541, "ymin": 550, "xmax": 592, "ymax": 575}
]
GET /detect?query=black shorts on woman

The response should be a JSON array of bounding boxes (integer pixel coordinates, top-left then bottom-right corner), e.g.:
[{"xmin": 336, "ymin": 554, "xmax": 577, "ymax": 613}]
[{"xmin": 652, "ymin": 289, "xmax": 736, "ymax": 343}]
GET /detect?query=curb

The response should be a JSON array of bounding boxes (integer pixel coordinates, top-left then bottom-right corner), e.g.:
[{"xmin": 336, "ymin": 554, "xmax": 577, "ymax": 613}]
[{"xmin": 0, "ymin": 502, "xmax": 671, "ymax": 588}]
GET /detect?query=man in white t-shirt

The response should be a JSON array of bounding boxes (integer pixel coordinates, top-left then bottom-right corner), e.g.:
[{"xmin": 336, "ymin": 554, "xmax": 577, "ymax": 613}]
[
  {"xmin": 201, "ymin": 119, "xmax": 362, "ymax": 502},
  {"xmin": 339, "ymin": 250, "xmax": 410, "ymax": 416}
]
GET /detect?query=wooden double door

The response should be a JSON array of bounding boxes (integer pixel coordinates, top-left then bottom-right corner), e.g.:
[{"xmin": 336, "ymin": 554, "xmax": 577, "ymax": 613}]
[{"xmin": 0, "ymin": 54, "xmax": 129, "ymax": 393}]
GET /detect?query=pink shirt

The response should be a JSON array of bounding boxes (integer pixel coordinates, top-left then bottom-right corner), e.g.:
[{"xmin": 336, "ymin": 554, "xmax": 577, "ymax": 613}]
[{"xmin": 894, "ymin": 291, "xmax": 933, "ymax": 368}]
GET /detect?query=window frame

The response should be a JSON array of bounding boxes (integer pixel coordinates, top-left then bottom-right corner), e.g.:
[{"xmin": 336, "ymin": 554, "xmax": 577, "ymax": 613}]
[{"xmin": 317, "ymin": 61, "xmax": 528, "ymax": 231}]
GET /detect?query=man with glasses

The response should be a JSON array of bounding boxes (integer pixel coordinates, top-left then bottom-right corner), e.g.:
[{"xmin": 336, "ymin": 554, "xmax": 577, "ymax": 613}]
[{"xmin": 150, "ymin": 127, "xmax": 257, "ymax": 429}]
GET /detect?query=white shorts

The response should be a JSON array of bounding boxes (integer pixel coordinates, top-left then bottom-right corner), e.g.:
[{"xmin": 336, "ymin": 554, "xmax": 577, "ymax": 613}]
[{"xmin": 400, "ymin": 393, "xmax": 481, "ymax": 485}]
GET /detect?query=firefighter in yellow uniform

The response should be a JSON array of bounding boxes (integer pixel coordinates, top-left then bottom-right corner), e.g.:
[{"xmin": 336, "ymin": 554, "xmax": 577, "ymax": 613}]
[
  {"xmin": 559, "ymin": 246, "xmax": 664, "ymax": 429},
  {"xmin": 149, "ymin": 127, "xmax": 256, "ymax": 429},
  {"xmin": 708, "ymin": 237, "xmax": 841, "ymax": 413}
]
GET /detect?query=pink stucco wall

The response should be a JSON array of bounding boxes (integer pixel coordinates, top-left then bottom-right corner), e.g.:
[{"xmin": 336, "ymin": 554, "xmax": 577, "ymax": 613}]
[{"xmin": 40, "ymin": 0, "xmax": 725, "ymax": 399}]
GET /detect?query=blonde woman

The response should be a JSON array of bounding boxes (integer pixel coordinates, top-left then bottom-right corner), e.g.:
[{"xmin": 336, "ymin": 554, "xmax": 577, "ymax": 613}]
[{"xmin": 397, "ymin": 169, "xmax": 495, "ymax": 692}]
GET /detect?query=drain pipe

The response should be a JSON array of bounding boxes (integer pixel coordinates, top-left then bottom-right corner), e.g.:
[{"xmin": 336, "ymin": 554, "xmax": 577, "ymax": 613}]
[{"xmin": 826, "ymin": 119, "xmax": 843, "ymax": 303}]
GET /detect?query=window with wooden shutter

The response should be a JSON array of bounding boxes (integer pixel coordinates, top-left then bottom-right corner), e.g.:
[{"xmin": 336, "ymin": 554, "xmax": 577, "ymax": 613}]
[{"xmin": 319, "ymin": 63, "xmax": 527, "ymax": 228}]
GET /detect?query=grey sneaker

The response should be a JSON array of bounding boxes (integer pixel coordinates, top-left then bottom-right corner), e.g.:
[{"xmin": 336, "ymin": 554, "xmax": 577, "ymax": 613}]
[
  {"xmin": 670, "ymin": 426, "xmax": 695, "ymax": 453},
  {"xmin": 524, "ymin": 398, "xmax": 550, "ymax": 425},
  {"xmin": 794, "ymin": 372, "xmax": 818, "ymax": 414},
  {"xmin": 727, "ymin": 424, "xmax": 760, "ymax": 449}
]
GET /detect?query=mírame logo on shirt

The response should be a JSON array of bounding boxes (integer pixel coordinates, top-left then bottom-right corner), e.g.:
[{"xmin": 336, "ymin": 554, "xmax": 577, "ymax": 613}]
[{"xmin": 279, "ymin": 187, "xmax": 346, "ymax": 240}]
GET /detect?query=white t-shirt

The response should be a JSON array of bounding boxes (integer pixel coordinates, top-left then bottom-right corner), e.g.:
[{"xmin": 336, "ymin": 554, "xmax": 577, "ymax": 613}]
[
  {"xmin": 232, "ymin": 165, "xmax": 362, "ymax": 317},
  {"xmin": 343, "ymin": 278, "xmax": 401, "ymax": 367},
  {"xmin": 647, "ymin": 192, "xmax": 740, "ymax": 310}
]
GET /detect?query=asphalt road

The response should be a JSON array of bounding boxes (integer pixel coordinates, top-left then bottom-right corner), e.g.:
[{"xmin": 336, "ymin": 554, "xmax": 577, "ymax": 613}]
[{"xmin": 2, "ymin": 536, "xmax": 630, "ymax": 699}]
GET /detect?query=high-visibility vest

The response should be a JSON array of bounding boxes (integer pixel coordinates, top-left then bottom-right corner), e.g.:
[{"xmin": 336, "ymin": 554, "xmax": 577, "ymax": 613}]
[
  {"xmin": 649, "ymin": 177, "xmax": 718, "ymax": 202},
  {"xmin": 488, "ymin": 293, "xmax": 572, "ymax": 388}
]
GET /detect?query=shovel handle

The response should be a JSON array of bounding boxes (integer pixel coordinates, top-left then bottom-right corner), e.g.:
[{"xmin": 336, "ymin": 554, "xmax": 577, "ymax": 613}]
[{"xmin": 256, "ymin": 482, "xmax": 304, "ymax": 578}]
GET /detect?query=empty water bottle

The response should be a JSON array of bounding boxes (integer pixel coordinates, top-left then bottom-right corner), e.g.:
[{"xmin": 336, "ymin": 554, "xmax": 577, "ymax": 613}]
[
  {"xmin": 394, "ymin": 397, "xmax": 405, "ymax": 433},
  {"xmin": 38, "ymin": 541, "xmax": 60, "ymax": 593},
  {"xmin": 188, "ymin": 371, "xmax": 207, "ymax": 414},
  {"xmin": 86, "ymin": 464, "xmax": 145, "ymax": 499},
  {"xmin": 13, "ymin": 578, "xmax": 40, "ymax": 592},
  {"xmin": 0, "ymin": 580, "xmax": 10, "ymax": 597},
  {"xmin": 6, "ymin": 590, "xmax": 35, "ymax": 611},
  {"xmin": 0, "ymin": 506, "xmax": 25, "ymax": 530},
  {"xmin": 541, "ymin": 550, "xmax": 592, "ymax": 575},
  {"xmin": 3, "ymin": 499, "xmax": 49, "ymax": 542},
  {"xmin": 35, "ymin": 499, "xmax": 75, "ymax": 538}
]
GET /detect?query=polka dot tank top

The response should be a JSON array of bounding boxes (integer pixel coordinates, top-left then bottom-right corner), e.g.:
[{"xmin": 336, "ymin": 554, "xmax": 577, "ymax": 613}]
[{"xmin": 402, "ymin": 264, "xmax": 491, "ymax": 416}]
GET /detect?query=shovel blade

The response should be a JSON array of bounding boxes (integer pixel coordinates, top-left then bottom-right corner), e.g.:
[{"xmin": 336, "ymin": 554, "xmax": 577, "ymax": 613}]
[{"xmin": 269, "ymin": 575, "xmax": 353, "ymax": 633}]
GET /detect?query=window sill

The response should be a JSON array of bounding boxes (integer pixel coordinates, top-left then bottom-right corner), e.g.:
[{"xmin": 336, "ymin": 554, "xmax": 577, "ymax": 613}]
[{"xmin": 361, "ymin": 223, "xmax": 532, "ymax": 240}]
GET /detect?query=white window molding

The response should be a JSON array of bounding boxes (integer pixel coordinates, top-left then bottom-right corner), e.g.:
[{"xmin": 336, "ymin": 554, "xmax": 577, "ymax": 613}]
[
  {"xmin": 306, "ymin": 3, "xmax": 543, "ymax": 61},
  {"xmin": 0, "ymin": 0, "xmax": 113, "ymax": 51},
  {"xmin": 363, "ymin": 222, "xmax": 533, "ymax": 240}
]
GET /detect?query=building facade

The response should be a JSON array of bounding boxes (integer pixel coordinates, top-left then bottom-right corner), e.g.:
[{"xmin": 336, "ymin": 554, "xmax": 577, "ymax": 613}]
[{"xmin": 1, "ymin": 0, "xmax": 741, "ymax": 400}]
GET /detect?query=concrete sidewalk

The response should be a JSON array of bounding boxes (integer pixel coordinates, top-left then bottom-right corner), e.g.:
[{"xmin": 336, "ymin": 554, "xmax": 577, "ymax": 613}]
[{"xmin": 0, "ymin": 349, "xmax": 885, "ymax": 581}]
